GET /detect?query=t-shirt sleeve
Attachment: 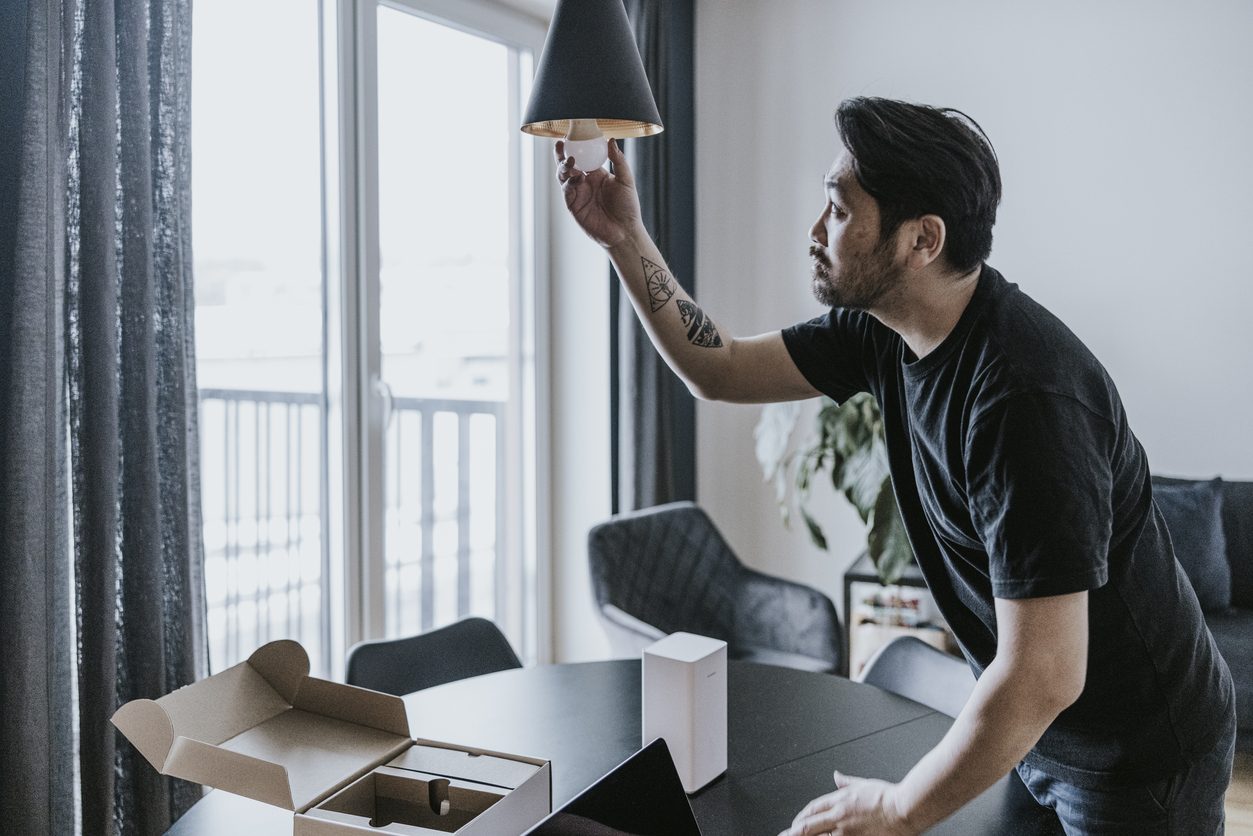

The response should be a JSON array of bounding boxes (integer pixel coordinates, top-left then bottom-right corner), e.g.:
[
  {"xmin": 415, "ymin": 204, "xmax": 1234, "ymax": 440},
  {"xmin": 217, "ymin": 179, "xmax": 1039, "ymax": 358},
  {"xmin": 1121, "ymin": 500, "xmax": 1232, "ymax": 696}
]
[
  {"xmin": 780, "ymin": 309, "xmax": 887, "ymax": 403},
  {"xmin": 965, "ymin": 393, "xmax": 1114, "ymax": 599}
]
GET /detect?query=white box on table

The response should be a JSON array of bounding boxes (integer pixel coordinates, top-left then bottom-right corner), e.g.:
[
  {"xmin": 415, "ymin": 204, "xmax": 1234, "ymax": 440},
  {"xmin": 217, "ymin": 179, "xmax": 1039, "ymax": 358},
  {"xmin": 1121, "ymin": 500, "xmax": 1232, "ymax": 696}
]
[
  {"xmin": 642, "ymin": 631, "xmax": 727, "ymax": 794},
  {"xmin": 111, "ymin": 639, "xmax": 550, "ymax": 835}
]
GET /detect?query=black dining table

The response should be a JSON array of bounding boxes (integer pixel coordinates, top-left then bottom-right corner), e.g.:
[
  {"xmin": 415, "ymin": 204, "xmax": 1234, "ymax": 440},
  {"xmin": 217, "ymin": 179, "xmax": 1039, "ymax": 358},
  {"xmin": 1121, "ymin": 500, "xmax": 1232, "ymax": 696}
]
[{"xmin": 162, "ymin": 659, "xmax": 1063, "ymax": 836}]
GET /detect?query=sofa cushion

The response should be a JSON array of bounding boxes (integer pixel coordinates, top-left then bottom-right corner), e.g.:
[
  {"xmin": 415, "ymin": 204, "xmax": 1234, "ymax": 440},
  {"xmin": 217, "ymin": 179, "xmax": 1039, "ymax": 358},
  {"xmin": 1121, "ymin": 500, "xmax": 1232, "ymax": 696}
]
[
  {"xmin": 1206, "ymin": 609, "xmax": 1253, "ymax": 730},
  {"xmin": 1154, "ymin": 478, "xmax": 1231, "ymax": 612},
  {"xmin": 1222, "ymin": 480, "xmax": 1253, "ymax": 610}
]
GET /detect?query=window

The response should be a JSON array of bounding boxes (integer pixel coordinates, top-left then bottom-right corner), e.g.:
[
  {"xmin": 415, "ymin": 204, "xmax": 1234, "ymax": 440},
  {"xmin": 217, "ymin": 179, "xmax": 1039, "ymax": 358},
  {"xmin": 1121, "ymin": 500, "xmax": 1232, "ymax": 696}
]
[{"xmin": 192, "ymin": 0, "xmax": 546, "ymax": 677}]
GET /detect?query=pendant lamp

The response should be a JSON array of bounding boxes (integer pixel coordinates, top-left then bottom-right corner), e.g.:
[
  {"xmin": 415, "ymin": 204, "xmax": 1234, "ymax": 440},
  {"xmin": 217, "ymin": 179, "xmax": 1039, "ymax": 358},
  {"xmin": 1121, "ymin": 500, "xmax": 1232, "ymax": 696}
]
[{"xmin": 521, "ymin": 0, "xmax": 663, "ymax": 173}]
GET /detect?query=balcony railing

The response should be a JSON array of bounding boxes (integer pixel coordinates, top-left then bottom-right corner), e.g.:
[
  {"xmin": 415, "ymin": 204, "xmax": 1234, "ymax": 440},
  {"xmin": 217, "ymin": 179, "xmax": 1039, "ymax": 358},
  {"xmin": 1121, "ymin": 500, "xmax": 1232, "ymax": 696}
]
[
  {"xmin": 384, "ymin": 397, "xmax": 506, "ymax": 639},
  {"xmin": 199, "ymin": 389, "xmax": 505, "ymax": 676}
]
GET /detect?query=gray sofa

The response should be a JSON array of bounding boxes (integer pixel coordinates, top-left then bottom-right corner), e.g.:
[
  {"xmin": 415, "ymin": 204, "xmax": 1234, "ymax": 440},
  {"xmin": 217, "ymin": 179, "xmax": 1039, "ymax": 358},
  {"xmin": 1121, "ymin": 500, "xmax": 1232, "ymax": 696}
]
[{"xmin": 1153, "ymin": 476, "xmax": 1253, "ymax": 752}]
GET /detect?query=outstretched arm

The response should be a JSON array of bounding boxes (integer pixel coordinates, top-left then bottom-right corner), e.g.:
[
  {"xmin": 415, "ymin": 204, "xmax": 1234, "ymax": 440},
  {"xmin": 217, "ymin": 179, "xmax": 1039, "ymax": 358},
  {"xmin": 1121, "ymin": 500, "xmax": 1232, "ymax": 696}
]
[
  {"xmin": 556, "ymin": 139, "xmax": 817, "ymax": 404},
  {"xmin": 782, "ymin": 591, "xmax": 1089, "ymax": 836}
]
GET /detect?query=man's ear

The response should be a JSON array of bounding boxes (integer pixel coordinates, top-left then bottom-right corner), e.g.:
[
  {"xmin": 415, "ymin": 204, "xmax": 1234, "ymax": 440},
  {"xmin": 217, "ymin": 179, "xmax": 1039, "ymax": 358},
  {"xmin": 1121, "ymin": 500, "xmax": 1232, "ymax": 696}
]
[{"xmin": 905, "ymin": 214, "xmax": 946, "ymax": 269}]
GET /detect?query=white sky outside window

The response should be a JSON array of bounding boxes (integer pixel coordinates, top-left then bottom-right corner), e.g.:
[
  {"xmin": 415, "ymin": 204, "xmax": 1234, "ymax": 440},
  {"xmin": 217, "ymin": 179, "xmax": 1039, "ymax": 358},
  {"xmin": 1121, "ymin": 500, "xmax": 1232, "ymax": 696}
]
[
  {"xmin": 192, "ymin": 0, "xmax": 322, "ymax": 392},
  {"xmin": 377, "ymin": 9, "xmax": 511, "ymax": 403}
]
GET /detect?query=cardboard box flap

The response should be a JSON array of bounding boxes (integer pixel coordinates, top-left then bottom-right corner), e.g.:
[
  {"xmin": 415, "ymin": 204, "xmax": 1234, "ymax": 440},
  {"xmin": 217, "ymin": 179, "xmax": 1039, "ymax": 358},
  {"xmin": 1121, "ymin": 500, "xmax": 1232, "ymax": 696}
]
[
  {"xmin": 219, "ymin": 710, "xmax": 412, "ymax": 811},
  {"xmin": 112, "ymin": 654, "xmax": 296, "ymax": 773},
  {"xmin": 294, "ymin": 677, "xmax": 410, "ymax": 738},
  {"xmin": 388, "ymin": 745, "xmax": 541, "ymax": 790},
  {"xmin": 159, "ymin": 662, "xmax": 292, "ymax": 747},
  {"xmin": 248, "ymin": 639, "xmax": 309, "ymax": 704},
  {"xmin": 165, "ymin": 737, "xmax": 297, "ymax": 810},
  {"xmin": 110, "ymin": 694, "xmax": 299, "ymax": 809},
  {"xmin": 111, "ymin": 699, "xmax": 175, "ymax": 773}
]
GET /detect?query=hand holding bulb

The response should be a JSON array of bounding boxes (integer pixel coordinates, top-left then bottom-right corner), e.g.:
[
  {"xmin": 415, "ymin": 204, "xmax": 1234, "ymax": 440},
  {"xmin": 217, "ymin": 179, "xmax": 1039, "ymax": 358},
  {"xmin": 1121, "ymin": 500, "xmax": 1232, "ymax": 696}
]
[
  {"xmin": 554, "ymin": 133, "xmax": 642, "ymax": 250},
  {"xmin": 561, "ymin": 118, "xmax": 609, "ymax": 173}
]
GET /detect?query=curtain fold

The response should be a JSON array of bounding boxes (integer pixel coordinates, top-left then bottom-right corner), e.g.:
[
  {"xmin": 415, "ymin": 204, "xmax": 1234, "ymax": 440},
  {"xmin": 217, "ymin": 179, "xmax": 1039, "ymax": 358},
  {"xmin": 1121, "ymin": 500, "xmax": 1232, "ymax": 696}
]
[
  {"xmin": 1, "ymin": 0, "xmax": 206, "ymax": 832},
  {"xmin": 0, "ymin": 0, "xmax": 75, "ymax": 833},
  {"xmin": 615, "ymin": 0, "xmax": 696, "ymax": 512}
]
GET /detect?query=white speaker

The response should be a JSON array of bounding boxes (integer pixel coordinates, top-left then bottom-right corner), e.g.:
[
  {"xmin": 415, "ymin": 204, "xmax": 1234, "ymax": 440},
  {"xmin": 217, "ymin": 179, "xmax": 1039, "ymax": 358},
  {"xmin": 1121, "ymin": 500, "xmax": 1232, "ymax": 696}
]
[{"xmin": 641, "ymin": 632, "xmax": 728, "ymax": 794}]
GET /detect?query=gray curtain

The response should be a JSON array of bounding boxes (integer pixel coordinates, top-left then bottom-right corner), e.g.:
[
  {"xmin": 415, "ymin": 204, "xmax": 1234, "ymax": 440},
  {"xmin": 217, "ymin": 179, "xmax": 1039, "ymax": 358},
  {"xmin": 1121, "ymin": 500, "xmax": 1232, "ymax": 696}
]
[
  {"xmin": 1, "ymin": 0, "xmax": 207, "ymax": 833},
  {"xmin": 614, "ymin": 0, "xmax": 696, "ymax": 512},
  {"xmin": 0, "ymin": 0, "xmax": 75, "ymax": 834}
]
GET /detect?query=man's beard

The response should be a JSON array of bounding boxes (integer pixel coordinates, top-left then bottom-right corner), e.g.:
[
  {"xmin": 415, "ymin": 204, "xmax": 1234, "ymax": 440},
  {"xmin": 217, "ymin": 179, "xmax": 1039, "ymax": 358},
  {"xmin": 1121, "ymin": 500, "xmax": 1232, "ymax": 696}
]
[{"xmin": 810, "ymin": 240, "xmax": 903, "ymax": 310}]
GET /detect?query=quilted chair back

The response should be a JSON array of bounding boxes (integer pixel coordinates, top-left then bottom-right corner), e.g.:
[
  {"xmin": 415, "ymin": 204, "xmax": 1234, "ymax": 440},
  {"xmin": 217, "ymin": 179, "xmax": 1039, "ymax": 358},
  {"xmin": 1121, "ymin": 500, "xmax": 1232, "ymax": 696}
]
[{"xmin": 587, "ymin": 502, "xmax": 842, "ymax": 671}]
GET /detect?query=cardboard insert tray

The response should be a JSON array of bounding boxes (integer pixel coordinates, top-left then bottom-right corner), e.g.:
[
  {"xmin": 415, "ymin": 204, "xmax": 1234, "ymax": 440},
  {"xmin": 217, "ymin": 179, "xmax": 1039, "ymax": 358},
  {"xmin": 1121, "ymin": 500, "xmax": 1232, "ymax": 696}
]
[{"xmin": 112, "ymin": 639, "xmax": 550, "ymax": 835}]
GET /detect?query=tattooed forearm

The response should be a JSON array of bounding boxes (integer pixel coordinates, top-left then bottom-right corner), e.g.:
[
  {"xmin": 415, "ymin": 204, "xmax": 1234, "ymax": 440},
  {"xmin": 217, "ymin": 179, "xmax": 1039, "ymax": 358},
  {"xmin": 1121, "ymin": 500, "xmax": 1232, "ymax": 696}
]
[
  {"xmin": 676, "ymin": 300, "xmax": 724, "ymax": 348},
  {"xmin": 642, "ymin": 256, "xmax": 676, "ymax": 312},
  {"xmin": 638, "ymin": 256, "xmax": 721, "ymax": 347}
]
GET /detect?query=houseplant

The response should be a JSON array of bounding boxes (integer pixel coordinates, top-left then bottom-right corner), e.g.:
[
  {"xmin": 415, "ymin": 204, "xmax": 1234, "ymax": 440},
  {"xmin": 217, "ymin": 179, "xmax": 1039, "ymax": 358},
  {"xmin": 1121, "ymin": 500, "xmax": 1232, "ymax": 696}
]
[{"xmin": 754, "ymin": 393, "xmax": 913, "ymax": 585}]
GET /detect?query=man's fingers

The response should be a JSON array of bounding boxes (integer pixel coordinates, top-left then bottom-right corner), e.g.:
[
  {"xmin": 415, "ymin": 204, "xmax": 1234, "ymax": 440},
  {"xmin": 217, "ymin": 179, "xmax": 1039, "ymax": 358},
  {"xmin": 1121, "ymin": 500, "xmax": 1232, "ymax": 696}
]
[
  {"xmin": 606, "ymin": 139, "xmax": 633, "ymax": 187},
  {"xmin": 792, "ymin": 792, "xmax": 840, "ymax": 827},
  {"xmin": 554, "ymin": 140, "xmax": 581, "ymax": 185},
  {"xmin": 782, "ymin": 780, "xmax": 859, "ymax": 835},
  {"xmin": 556, "ymin": 155, "xmax": 581, "ymax": 186},
  {"xmin": 779, "ymin": 807, "xmax": 842, "ymax": 836},
  {"xmin": 833, "ymin": 770, "xmax": 863, "ymax": 789}
]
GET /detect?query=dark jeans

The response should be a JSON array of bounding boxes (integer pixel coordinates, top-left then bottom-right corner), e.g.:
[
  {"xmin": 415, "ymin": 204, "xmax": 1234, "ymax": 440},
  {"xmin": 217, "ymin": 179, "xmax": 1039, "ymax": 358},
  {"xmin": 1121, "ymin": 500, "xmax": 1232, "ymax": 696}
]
[{"xmin": 1015, "ymin": 720, "xmax": 1237, "ymax": 836}]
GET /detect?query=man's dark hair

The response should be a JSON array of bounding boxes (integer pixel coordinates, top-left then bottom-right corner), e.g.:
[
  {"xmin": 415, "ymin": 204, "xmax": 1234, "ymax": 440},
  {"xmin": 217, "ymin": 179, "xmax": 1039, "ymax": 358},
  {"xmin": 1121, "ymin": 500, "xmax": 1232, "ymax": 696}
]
[{"xmin": 835, "ymin": 97, "xmax": 1001, "ymax": 274}]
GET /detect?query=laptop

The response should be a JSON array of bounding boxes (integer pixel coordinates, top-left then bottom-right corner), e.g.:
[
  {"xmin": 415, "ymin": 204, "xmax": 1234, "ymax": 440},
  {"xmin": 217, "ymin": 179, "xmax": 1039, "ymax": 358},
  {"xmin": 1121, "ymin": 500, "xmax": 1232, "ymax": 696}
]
[{"xmin": 522, "ymin": 738, "xmax": 704, "ymax": 836}]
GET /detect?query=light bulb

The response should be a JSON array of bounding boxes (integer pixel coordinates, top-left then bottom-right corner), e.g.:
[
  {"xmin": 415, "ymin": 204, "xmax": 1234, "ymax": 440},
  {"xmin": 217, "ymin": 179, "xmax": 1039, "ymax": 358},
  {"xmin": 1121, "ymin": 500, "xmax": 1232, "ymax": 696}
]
[{"xmin": 563, "ymin": 118, "xmax": 608, "ymax": 173}]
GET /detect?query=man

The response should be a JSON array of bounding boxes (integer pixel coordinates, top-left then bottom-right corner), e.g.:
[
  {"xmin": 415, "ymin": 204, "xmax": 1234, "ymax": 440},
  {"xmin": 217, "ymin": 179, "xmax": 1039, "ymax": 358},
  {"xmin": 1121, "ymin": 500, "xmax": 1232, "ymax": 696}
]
[{"xmin": 555, "ymin": 97, "xmax": 1236, "ymax": 835}]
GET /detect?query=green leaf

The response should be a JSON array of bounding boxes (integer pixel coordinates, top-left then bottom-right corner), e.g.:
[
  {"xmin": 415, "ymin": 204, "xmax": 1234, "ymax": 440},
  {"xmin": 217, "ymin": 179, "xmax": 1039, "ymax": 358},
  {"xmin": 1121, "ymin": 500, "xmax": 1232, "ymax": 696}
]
[
  {"xmin": 773, "ymin": 465, "xmax": 792, "ymax": 528},
  {"xmin": 800, "ymin": 506, "xmax": 828, "ymax": 551},
  {"xmin": 867, "ymin": 476, "xmax": 914, "ymax": 585},
  {"xmin": 833, "ymin": 436, "xmax": 889, "ymax": 524},
  {"xmin": 796, "ymin": 451, "xmax": 814, "ymax": 494},
  {"xmin": 754, "ymin": 401, "xmax": 801, "ymax": 481},
  {"xmin": 764, "ymin": 392, "xmax": 914, "ymax": 580}
]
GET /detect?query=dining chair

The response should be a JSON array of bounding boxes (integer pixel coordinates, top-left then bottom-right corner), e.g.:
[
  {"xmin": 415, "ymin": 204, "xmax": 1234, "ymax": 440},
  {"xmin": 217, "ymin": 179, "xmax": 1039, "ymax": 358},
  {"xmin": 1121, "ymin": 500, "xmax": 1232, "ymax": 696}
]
[
  {"xmin": 587, "ymin": 501, "xmax": 843, "ymax": 673},
  {"xmin": 855, "ymin": 634, "xmax": 977, "ymax": 718},
  {"xmin": 345, "ymin": 616, "xmax": 522, "ymax": 696}
]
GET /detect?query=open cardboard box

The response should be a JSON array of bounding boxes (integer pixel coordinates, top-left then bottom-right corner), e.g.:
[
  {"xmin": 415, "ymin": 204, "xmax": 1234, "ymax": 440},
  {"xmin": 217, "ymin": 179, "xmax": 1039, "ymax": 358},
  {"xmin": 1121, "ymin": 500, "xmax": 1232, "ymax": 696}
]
[{"xmin": 111, "ymin": 639, "xmax": 550, "ymax": 835}]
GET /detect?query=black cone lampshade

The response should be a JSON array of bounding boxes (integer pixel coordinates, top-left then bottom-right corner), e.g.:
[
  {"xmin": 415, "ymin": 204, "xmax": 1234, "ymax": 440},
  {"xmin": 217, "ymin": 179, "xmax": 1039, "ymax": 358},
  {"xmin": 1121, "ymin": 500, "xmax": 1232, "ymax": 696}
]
[{"xmin": 522, "ymin": 0, "xmax": 663, "ymax": 170}]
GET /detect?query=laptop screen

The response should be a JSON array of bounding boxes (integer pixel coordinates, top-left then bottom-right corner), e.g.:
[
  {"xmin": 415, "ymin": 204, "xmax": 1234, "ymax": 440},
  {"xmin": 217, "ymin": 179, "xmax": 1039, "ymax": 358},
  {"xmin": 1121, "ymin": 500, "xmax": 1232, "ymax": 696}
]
[{"xmin": 523, "ymin": 738, "xmax": 703, "ymax": 836}]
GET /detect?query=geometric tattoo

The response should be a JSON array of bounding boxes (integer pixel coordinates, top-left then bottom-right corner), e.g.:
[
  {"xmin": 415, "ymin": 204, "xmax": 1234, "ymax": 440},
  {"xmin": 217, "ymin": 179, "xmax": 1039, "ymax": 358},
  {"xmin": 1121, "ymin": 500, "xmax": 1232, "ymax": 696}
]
[
  {"xmin": 642, "ymin": 256, "xmax": 676, "ymax": 313},
  {"xmin": 676, "ymin": 299, "xmax": 723, "ymax": 348}
]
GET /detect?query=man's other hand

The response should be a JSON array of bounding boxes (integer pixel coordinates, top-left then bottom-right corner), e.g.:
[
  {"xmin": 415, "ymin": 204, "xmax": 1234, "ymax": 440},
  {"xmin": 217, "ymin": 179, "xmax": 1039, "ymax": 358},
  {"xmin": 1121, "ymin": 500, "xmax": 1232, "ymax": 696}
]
[
  {"xmin": 555, "ymin": 138, "xmax": 643, "ymax": 249},
  {"xmin": 779, "ymin": 771, "xmax": 916, "ymax": 836}
]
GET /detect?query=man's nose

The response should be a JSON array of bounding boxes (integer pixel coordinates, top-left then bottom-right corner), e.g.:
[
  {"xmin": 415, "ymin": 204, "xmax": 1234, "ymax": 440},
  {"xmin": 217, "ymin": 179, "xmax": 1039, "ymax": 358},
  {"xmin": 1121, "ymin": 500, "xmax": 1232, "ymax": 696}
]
[{"xmin": 810, "ymin": 213, "xmax": 827, "ymax": 247}]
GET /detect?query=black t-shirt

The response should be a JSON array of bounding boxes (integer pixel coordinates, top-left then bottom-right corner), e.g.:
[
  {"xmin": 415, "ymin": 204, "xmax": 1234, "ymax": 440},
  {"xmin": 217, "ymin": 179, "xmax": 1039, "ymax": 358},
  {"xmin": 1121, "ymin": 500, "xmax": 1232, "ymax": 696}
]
[{"xmin": 783, "ymin": 265, "xmax": 1233, "ymax": 788}]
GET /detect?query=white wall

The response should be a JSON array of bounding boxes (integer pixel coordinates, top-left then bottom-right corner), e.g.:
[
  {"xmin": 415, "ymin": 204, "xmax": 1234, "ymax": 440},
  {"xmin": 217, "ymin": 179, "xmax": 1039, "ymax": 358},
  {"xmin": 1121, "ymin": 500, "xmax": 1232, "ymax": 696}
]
[
  {"xmin": 547, "ymin": 181, "xmax": 615, "ymax": 663},
  {"xmin": 694, "ymin": 0, "xmax": 1253, "ymax": 616}
]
